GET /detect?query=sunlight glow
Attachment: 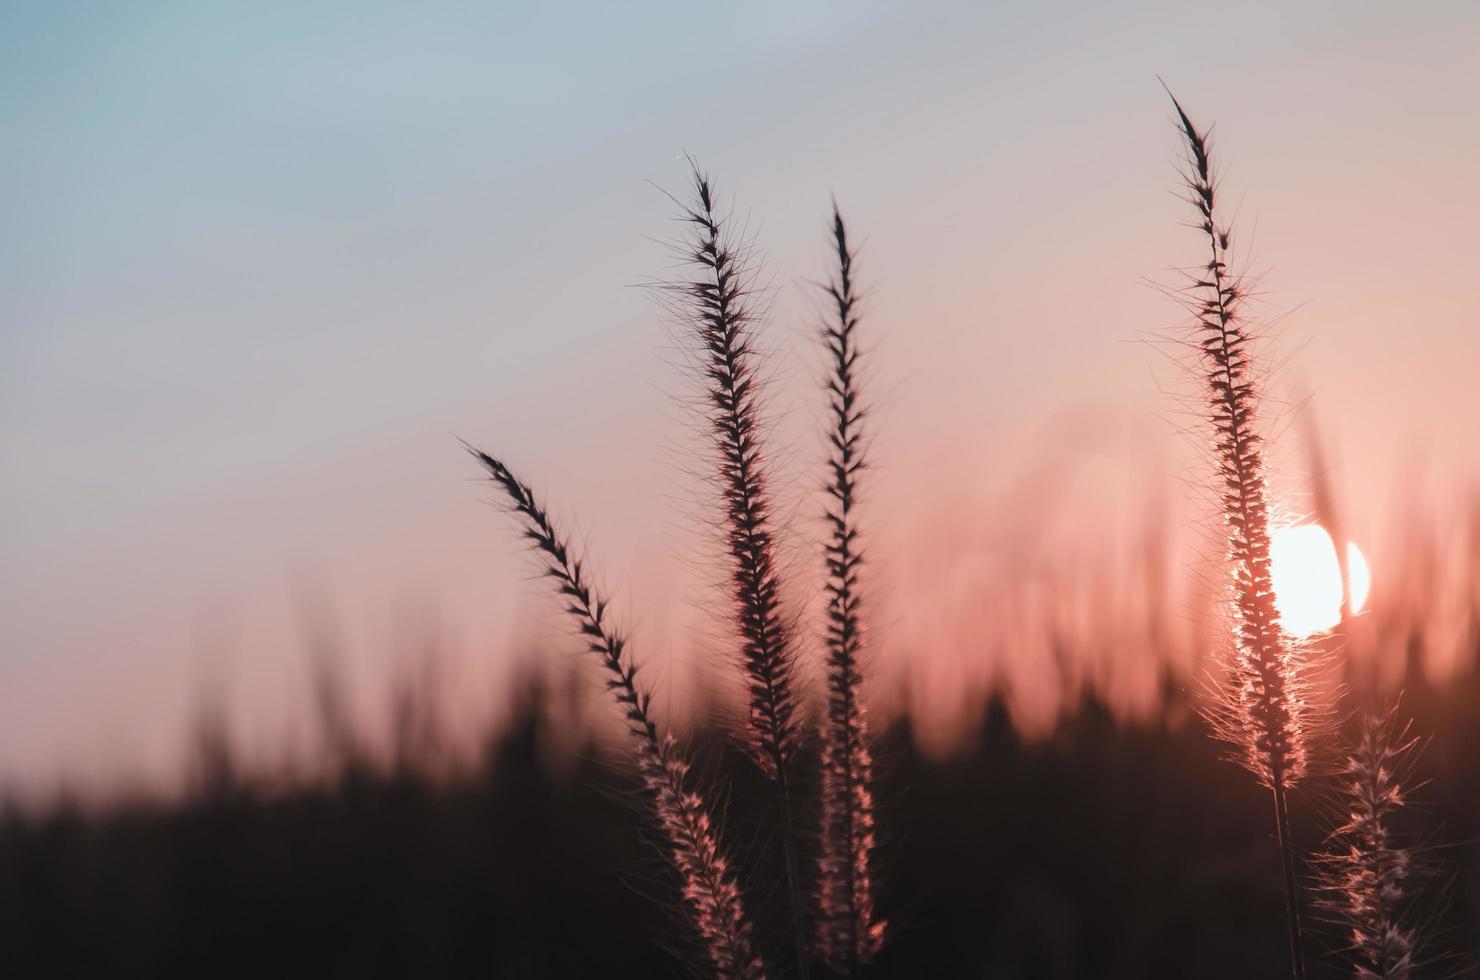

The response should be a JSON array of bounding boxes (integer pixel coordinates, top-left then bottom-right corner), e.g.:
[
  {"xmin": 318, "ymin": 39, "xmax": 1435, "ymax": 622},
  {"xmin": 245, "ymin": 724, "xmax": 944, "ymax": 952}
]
[
  {"xmin": 1269, "ymin": 524, "xmax": 1370, "ymax": 637},
  {"xmin": 1346, "ymin": 539, "xmax": 1371, "ymax": 617}
]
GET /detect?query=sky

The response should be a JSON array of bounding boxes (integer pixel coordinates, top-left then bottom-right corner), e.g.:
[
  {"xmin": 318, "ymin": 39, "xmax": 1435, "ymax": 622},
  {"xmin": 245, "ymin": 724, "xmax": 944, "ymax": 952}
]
[{"xmin": 3, "ymin": 1, "xmax": 1479, "ymax": 794}]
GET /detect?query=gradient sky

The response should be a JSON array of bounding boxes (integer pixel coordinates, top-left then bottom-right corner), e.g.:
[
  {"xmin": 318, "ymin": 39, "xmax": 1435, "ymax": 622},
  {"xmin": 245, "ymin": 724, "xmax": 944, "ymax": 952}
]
[{"xmin": 4, "ymin": 2, "xmax": 1478, "ymax": 794}]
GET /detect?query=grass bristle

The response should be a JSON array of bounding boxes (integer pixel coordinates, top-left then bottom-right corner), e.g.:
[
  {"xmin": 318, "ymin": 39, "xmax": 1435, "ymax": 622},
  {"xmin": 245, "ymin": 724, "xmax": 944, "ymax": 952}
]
[
  {"xmin": 676, "ymin": 164, "xmax": 802, "ymax": 779},
  {"xmin": 669, "ymin": 162, "xmax": 812, "ymax": 975},
  {"xmin": 813, "ymin": 204, "xmax": 885, "ymax": 973},
  {"xmin": 469, "ymin": 446, "xmax": 766, "ymax": 980},
  {"xmin": 1318, "ymin": 707, "xmax": 1427, "ymax": 980},
  {"xmin": 1165, "ymin": 89, "xmax": 1317, "ymax": 979}
]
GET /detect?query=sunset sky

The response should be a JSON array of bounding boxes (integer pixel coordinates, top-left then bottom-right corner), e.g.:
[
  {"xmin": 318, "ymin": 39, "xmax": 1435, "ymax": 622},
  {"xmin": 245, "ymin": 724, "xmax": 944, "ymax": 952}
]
[{"xmin": 3, "ymin": 1, "xmax": 1478, "ymax": 793}]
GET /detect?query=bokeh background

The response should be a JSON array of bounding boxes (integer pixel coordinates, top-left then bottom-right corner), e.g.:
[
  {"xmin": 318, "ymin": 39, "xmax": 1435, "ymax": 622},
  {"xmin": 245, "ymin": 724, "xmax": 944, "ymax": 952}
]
[{"xmin": 3, "ymin": 3, "xmax": 1480, "ymax": 976}]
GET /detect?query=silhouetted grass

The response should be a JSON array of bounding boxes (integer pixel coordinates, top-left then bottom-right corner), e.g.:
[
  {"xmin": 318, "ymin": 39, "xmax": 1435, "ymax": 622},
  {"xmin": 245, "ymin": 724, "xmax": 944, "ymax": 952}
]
[
  {"xmin": 1316, "ymin": 706, "xmax": 1426, "ymax": 980},
  {"xmin": 470, "ymin": 448, "xmax": 763, "ymax": 978},
  {"xmin": 667, "ymin": 163, "xmax": 808, "ymax": 976},
  {"xmin": 1162, "ymin": 90, "xmax": 1322, "ymax": 979},
  {"xmin": 813, "ymin": 204, "xmax": 884, "ymax": 974}
]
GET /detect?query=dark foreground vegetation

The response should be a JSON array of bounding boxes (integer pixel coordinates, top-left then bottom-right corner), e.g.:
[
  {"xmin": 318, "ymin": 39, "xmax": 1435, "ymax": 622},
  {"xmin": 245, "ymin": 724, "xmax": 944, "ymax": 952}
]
[{"xmin": 3, "ymin": 652, "xmax": 1477, "ymax": 979}]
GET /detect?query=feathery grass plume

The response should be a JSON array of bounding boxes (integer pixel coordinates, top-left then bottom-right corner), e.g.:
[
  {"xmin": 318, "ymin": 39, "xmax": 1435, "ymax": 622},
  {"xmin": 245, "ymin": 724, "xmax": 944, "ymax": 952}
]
[
  {"xmin": 670, "ymin": 163, "xmax": 810, "ymax": 973},
  {"xmin": 813, "ymin": 204, "xmax": 884, "ymax": 973},
  {"xmin": 1318, "ymin": 707, "xmax": 1424, "ymax": 979},
  {"xmin": 1165, "ymin": 90, "xmax": 1316, "ymax": 979},
  {"xmin": 676, "ymin": 163, "xmax": 801, "ymax": 782},
  {"xmin": 469, "ymin": 447, "xmax": 765, "ymax": 980}
]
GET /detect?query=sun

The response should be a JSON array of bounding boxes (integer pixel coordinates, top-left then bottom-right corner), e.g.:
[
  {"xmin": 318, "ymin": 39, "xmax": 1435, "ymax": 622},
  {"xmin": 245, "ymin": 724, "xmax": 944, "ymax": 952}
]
[{"xmin": 1268, "ymin": 523, "xmax": 1371, "ymax": 637}]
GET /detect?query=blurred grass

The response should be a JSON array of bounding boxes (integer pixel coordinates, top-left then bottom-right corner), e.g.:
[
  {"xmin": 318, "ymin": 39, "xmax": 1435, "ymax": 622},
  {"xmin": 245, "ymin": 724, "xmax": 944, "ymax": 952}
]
[{"xmin": 2, "ymin": 654, "xmax": 1476, "ymax": 979}]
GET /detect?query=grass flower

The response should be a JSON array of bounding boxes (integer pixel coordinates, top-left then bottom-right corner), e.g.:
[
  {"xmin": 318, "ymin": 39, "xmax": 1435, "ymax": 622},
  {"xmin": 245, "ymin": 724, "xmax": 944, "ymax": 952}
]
[
  {"xmin": 470, "ymin": 447, "xmax": 765, "ymax": 980},
  {"xmin": 813, "ymin": 204, "xmax": 885, "ymax": 973}
]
